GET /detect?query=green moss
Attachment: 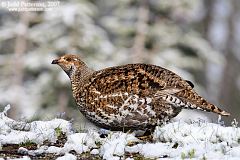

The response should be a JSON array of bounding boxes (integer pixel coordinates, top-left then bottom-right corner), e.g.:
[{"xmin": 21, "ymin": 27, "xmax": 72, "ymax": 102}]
[
  {"xmin": 181, "ymin": 152, "xmax": 186, "ymax": 160},
  {"xmin": 20, "ymin": 140, "xmax": 37, "ymax": 150},
  {"xmin": 55, "ymin": 126, "xmax": 62, "ymax": 138},
  {"xmin": 20, "ymin": 140, "xmax": 36, "ymax": 147},
  {"xmin": 95, "ymin": 141, "xmax": 102, "ymax": 148},
  {"xmin": 181, "ymin": 149, "xmax": 195, "ymax": 160},
  {"xmin": 188, "ymin": 149, "xmax": 195, "ymax": 158},
  {"xmin": 201, "ymin": 154, "xmax": 207, "ymax": 160}
]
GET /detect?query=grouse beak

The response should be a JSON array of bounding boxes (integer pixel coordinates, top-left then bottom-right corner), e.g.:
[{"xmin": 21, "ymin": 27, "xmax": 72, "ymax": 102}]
[{"xmin": 51, "ymin": 59, "xmax": 59, "ymax": 64}]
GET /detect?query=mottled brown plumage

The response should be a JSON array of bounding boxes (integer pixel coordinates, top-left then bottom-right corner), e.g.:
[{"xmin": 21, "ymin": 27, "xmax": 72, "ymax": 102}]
[{"xmin": 52, "ymin": 54, "xmax": 230, "ymax": 130}]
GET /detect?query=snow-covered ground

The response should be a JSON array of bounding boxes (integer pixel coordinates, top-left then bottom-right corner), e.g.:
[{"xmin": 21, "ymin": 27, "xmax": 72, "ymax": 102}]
[{"xmin": 0, "ymin": 105, "xmax": 239, "ymax": 160}]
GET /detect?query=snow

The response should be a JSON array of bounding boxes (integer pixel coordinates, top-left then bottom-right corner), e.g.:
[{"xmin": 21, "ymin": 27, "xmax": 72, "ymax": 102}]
[
  {"xmin": 15, "ymin": 133, "xmax": 91, "ymax": 155},
  {"xmin": 56, "ymin": 153, "xmax": 77, "ymax": 160},
  {"xmin": 100, "ymin": 133, "xmax": 127, "ymax": 159},
  {"xmin": 90, "ymin": 149, "xmax": 99, "ymax": 155},
  {"xmin": 153, "ymin": 120, "xmax": 240, "ymax": 145},
  {"xmin": 18, "ymin": 147, "xmax": 28, "ymax": 155},
  {"xmin": 10, "ymin": 157, "xmax": 31, "ymax": 160},
  {"xmin": 1, "ymin": 105, "xmax": 240, "ymax": 160},
  {"xmin": 0, "ymin": 105, "xmax": 73, "ymax": 145},
  {"xmin": 59, "ymin": 141, "xmax": 88, "ymax": 154}
]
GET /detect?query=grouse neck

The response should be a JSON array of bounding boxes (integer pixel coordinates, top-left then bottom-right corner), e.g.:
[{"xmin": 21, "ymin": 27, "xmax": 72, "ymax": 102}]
[{"xmin": 70, "ymin": 66, "xmax": 94, "ymax": 92}]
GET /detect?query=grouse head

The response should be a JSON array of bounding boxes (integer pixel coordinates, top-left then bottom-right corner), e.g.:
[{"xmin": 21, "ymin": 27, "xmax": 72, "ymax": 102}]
[{"xmin": 52, "ymin": 54, "xmax": 87, "ymax": 77}]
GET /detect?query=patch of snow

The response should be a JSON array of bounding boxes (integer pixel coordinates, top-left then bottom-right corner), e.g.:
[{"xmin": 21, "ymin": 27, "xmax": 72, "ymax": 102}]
[
  {"xmin": 154, "ymin": 120, "xmax": 240, "ymax": 145},
  {"xmin": 0, "ymin": 105, "xmax": 73, "ymax": 145},
  {"xmin": 149, "ymin": 120, "xmax": 240, "ymax": 159},
  {"xmin": 56, "ymin": 153, "xmax": 77, "ymax": 160},
  {"xmin": 0, "ymin": 105, "xmax": 240, "ymax": 159},
  {"xmin": 27, "ymin": 145, "xmax": 48, "ymax": 156},
  {"xmin": 90, "ymin": 149, "xmax": 99, "ymax": 155},
  {"xmin": 18, "ymin": 147, "xmax": 29, "ymax": 155},
  {"xmin": 60, "ymin": 141, "xmax": 88, "ymax": 154},
  {"xmin": 10, "ymin": 156, "xmax": 31, "ymax": 160},
  {"xmin": 228, "ymin": 146, "xmax": 240, "ymax": 157},
  {"xmin": 126, "ymin": 142, "xmax": 174, "ymax": 158},
  {"xmin": 100, "ymin": 132, "xmax": 139, "ymax": 160},
  {"xmin": 25, "ymin": 136, "xmax": 89, "ymax": 155},
  {"xmin": 46, "ymin": 146, "xmax": 62, "ymax": 154}
]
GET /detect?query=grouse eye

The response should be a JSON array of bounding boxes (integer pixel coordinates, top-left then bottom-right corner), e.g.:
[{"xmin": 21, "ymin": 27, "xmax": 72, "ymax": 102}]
[{"xmin": 65, "ymin": 57, "xmax": 71, "ymax": 62}]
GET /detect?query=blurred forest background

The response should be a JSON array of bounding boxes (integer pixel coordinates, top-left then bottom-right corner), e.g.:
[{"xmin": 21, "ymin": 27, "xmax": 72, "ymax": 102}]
[{"xmin": 0, "ymin": 0, "xmax": 239, "ymax": 128}]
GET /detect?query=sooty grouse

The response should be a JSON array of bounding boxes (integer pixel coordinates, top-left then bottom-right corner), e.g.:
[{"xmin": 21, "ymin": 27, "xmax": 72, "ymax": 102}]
[{"xmin": 52, "ymin": 54, "xmax": 230, "ymax": 131}]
